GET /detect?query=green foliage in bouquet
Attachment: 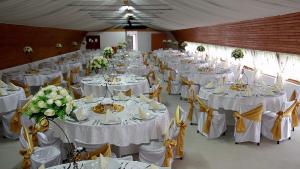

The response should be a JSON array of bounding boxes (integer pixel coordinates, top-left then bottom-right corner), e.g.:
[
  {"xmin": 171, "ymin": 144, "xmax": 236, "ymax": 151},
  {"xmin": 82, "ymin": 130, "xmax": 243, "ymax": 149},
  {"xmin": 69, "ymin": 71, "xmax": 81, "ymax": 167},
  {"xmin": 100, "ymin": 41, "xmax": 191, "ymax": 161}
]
[
  {"xmin": 89, "ymin": 56, "xmax": 109, "ymax": 71},
  {"xmin": 197, "ymin": 45, "xmax": 205, "ymax": 52},
  {"xmin": 231, "ymin": 48, "xmax": 244, "ymax": 60}
]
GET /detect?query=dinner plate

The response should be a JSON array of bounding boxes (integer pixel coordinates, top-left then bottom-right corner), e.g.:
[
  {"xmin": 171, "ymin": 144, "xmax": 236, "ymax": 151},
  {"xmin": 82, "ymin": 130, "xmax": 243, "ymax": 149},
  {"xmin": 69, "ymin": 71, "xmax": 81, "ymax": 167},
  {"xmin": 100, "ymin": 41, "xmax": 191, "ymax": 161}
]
[
  {"xmin": 82, "ymin": 97, "xmax": 103, "ymax": 103},
  {"xmin": 101, "ymin": 119, "xmax": 122, "ymax": 125},
  {"xmin": 113, "ymin": 96, "xmax": 130, "ymax": 101},
  {"xmin": 149, "ymin": 105, "xmax": 165, "ymax": 111},
  {"xmin": 133, "ymin": 114, "xmax": 156, "ymax": 120}
]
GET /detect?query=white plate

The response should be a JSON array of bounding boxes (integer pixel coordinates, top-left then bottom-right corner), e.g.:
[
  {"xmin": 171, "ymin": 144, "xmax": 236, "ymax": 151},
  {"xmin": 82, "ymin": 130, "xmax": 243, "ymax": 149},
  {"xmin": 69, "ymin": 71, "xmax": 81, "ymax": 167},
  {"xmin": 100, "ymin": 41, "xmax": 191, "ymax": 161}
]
[
  {"xmin": 101, "ymin": 119, "xmax": 122, "ymax": 125},
  {"xmin": 149, "ymin": 105, "xmax": 165, "ymax": 111},
  {"xmin": 133, "ymin": 114, "xmax": 156, "ymax": 120},
  {"xmin": 82, "ymin": 97, "xmax": 103, "ymax": 103},
  {"xmin": 113, "ymin": 96, "xmax": 130, "ymax": 101}
]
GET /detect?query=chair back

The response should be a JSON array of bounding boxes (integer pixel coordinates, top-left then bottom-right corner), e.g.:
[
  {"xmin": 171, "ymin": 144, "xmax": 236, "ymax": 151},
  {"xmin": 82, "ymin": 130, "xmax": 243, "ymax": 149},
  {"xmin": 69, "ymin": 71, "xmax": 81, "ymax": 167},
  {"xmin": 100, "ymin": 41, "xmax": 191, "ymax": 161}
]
[
  {"xmin": 71, "ymin": 85, "xmax": 83, "ymax": 99},
  {"xmin": 10, "ymin": 79, "xmax": 31, "ymax": 97},
  {"xmin": 46, "ymin": 76, "xmax": 61, "ymax": 86}
]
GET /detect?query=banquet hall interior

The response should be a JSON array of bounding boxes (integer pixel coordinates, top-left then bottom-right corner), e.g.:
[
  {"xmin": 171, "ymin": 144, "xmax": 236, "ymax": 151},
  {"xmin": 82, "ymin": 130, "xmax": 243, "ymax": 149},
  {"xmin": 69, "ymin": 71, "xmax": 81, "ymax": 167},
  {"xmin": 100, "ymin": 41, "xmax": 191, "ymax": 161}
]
[{"xmin": 1, "ymin": 0, "xmax": 300, "ymax": 169}]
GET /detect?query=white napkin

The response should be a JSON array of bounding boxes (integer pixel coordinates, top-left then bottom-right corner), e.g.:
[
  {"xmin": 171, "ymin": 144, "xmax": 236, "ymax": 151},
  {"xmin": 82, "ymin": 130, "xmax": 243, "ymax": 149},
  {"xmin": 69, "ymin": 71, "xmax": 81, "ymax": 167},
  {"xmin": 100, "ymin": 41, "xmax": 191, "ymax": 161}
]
[
  {"xmin": 37, "ymin": 164, "xmax": 45, "ymax": 169},
  {"xmin": 274, "ymin": 73, "xmax": 283, "ymax": 91},
  {"xmin": 139, "ymin": 94, "xmax": 150, "ymax": 102},
  {"xmin": 0, "ymin": 80, "xmax": 6, "ymax": 87},
  {"xmin": 205, "ymin": 81, "xmax": 215, "ymax": 89},
  {"xmin": 150, "ymin": 101, "xmax": 162, "ymax": 110},
  {"xmin": 139, "ymin": 107, "xmax": 150, "ymax": 119},
  {"xmin": 74, "ymin": 107, "xmax": 88, "ymax": 121},
  {"xmin": 0, "ymin": 88, "xmax": 8, "ymax": 96},
  {"xmin": 100, "ymin": 154, "xmax": 108, "ymax": 169},
  {"xmin": 214, "ymin": 86, "xmax": 225, "ymax": 94},
  {"xmin": 105, "ymin": 110, "xmax": 118, "ymax": 123},
  {"xmin": 8, "ymin": 82, "xmax": 19, "ymax": 91}
]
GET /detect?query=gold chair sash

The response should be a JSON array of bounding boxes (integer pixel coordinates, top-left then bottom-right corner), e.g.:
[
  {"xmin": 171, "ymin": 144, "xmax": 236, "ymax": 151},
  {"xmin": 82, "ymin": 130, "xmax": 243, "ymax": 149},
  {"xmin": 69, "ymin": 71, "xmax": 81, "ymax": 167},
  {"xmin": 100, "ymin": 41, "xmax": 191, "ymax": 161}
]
[
  {"xmin": 272, "ymin": 101, "xmax": 297, "ymax": 141},
  {"xmin": 46, "ymin": 76, "xmax": 61, "ymax": 86},
  {"xmin": 162, "ymin": 139, "xmax": 177, "ymax": 167},
  {"xmin": 149, "ymin": 85, "xmax": 162, "ymax": 102},
  {"xmin": 175, "ymin": 105, "xmax": 187, "ymax": 158},
  {"xmin": 233, "ymin": 104, "xmax": 263, "ymax": 133},
  {"xmin": 10, "ymin": 80, "xmax": 31, "ymax": 97},
  {"xmin": 289, "ymin": 90, "xmax": 299, "ymax": 128},
  {"xmin": 147, "ymin": 71, "xmax": 156, "ymax": 85},
  {"xmin": 20, "ymin": 126, "xmax": 34, "ymax": 169},
  {"xmin": 180, "ymin": 78, "xmax": 194, "ymax": 88},
  {"xmin": 187, "ymin": 94, "xmax": 195, "ymax": 121},
  {"xmin": 10, "ymin": 108, "xmax": 22, "ymax": 134},
  {"xmin": 166, "ymin": 70, "xmax": 174, "ymax": 95},
  {"xmin": 195, "ymin": 96, "xmax": 214, "ymax": 134},
  {"xmin": 69, "ymin": 67, "xmax": 81, "ymax": 85},
  {"xmin": 88, "ymin": 144, "xmax": 112, "ymax": 160},
  {"xmin": 122, "ymin": 88, "xmax": 132, "ymax": 97}
]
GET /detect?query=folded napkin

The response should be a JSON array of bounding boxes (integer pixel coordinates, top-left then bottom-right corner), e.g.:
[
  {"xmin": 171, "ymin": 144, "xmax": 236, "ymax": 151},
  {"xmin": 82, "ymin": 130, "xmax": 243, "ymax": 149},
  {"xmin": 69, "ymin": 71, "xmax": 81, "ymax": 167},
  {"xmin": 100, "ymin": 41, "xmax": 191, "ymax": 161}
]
[
  {"xmin": 205, "ymin": 81, "xmax": 215, "ymax": 89},
  {"xmin": 74, "ymin": 107, "xmax": 88, "ymax": 121},
  {"xmin": 274, "ymin": 74, "xmax": 284, "ymax": 91},
  {"xmin": 214, "ymin": 86, "xmax": 225, "ymax": 94},
  {"xmin": 243, "ymin": 87, "xmax": 252, "ymax": 96},
  {"xmin": 105, "ymin": 110, "xmax": 118, "ymax": 123},
  {"xmin": 99, "ymin": 155, "xmax": 120, "ymax": 169},
  {"xmin": 0, "ymin": 88, "xmax": 8, "ymax": 96},
  {"xmin": 0, "ymin": 80, "xmax": 6, "ymax": 87},
  {"xmin": 139, "ymin": 107, "xmax": 150, "ymax": 119},
  {"xmin": 150, "ymin": 101, "xmax": 162, "ymax": 110},
  {"xmin": 38, "ymin": 164, "xmax": 45, "ymax": 169},
  {"xmin": 8, "ymin": 82, "xmax": 19, "ymax": 91},
  {"xmin": 100, "ymin": 154, "xmax": 108, "ymax": 169},
  {"xmin": 140, "ymin": 94, "xmax": 150, "ymax": 102}
]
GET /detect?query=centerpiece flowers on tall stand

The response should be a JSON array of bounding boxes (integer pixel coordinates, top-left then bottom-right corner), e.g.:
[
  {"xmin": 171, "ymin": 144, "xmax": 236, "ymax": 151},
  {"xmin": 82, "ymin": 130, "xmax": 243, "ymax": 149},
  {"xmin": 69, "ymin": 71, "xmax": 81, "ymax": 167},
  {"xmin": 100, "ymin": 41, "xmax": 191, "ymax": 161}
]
[
  {"xmin": 230, "ymin": 48, "xmax": 248, "ymax": 91},
  {"xmin": 88, "ymin": 55, "xmax": 109, "ymax": 75},
  {"xmin": 22, "ymin": 85, "xmax": 84, "ymax": 169},
  {"xmin": 103, "ymin": 47, "xmax": 114, "ymax": 59}
]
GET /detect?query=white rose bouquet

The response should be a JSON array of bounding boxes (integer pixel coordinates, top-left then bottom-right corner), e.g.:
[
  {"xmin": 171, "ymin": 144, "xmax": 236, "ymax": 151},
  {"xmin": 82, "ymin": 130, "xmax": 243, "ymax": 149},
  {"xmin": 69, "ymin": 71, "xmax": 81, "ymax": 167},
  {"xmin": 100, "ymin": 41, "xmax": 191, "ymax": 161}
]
[
  {"xmin": 23, "ymin": 46, "xmax": 33, "ymax": 54},
  {"xmin": 22, "ymin": 85, "xmax": 77, "ymax": 123},
  {"xmin": 89, "ymin": 56, "xmax": 109, "ymax": 71},
  {"xmin": 103, "ymin": 47, "xmax": 114, "ymax": 58}
]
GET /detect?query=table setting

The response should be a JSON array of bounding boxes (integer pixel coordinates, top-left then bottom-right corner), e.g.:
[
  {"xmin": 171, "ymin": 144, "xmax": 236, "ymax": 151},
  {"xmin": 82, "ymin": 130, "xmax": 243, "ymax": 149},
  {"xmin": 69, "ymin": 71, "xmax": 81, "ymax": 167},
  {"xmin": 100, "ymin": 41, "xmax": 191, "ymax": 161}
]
[
  {"xmin": 54, "ymin": 94, "xmax": 169, "ymax": 146},
  {"xmin": 81, "ymin": 74, "xmax": 150, "ymax": 98},
  {"xmin": 23, "ymin": 68, "xmax": 63, "ymax": 87}
]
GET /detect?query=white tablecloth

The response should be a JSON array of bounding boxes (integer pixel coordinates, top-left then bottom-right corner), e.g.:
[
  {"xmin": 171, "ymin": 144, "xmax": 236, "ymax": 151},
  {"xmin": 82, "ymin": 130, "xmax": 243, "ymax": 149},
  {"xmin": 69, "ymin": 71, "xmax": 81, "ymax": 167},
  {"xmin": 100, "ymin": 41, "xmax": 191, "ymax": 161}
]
[
  {"xmin": 187, "ymin": 70, "xmax": 234, "ymax": 85},
  {"xmin": 24, "ymin": 70, "xmax": 63, "ymax": 86},
  {"xmin": 55, "ymin": 98, "xmax": 169, "ymax": 146},
  {"xmin": 199, "ymin": 86, "xmax": 287, "ymax": 112},
  {"xmin": 47, "ymin": 158, "xmax": 168, "ymax": 169},
  {"xmin": 0, "ymin": 87, "xmax": 26, "ymax": 113},
  {"xmin": 81, "ymin": 74, "xmax": 150, "ymax": 97},
  {"xmin": 55, "ymin": 62, "xmax": 83, "ymax": 73}
]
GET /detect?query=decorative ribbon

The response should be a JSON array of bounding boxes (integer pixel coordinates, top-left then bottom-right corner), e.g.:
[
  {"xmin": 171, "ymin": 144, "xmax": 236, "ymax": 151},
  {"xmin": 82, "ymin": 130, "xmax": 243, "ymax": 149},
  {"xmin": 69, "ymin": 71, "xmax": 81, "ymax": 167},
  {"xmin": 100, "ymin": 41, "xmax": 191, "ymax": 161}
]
[
  {"xmin": 175, "ymin": 106, "xmax": 187, "ymax": 158},
  {"xmin": 10, "ymin": 80, "xmax": 31, "ymax": 97},
  {"xmin": 20, "ymin": 126, "xmax": 34, "ymax": 169},
  {"xmin": 162, "ymin": 139, "xmax": 177, "ymax": 167},
  {"xmin": 149, "ymin": 85, "xmax": 162, "ymax": 102},
  {"xmin": 69, "ymin": 67, "xmax": 81, "ymax": 85},
  {"xmin": 166, "ymin": 71, "xmax": 174, "ymax": 95},
  {"xmin": 195, "ymin": 97, "xmax": 214, "ymax": 134},
  {"xmin": 187, "ymin": 94, "xmax": 195, "ymax": 121},
  {"xmin": 289, "ymin": 90, "xmax": 299, "ymax": 128},
  {"xmin": 88, "ymin": 144, "xmax": 112, "ymax": 160},
  {"xmin": 233, "ymin": 104, "xmax": 263, "ymax": 133},
  {"xmin": 272, "ymin": 101, "xmax": 297, "ymax": 141},
  {"xmin": 9, "ymin": 108, "xmax": 22, "ymax": 134},
  {"xmin": 147, "ymin": 71, "xmax": 156, "ymax": 86},
  {"xmin": 180, "ymin": 78, "xmax": 194, "ymax": 89},
  {"xmin": 46, "ymin": 76, "xmax": 61, "ymax": 86}
]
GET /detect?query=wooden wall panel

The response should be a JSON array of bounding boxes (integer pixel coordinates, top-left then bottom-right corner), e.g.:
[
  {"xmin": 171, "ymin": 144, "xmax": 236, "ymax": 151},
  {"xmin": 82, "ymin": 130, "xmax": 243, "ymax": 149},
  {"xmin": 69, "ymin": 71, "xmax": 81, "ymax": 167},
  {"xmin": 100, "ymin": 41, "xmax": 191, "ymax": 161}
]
[
  {"xmin": 172, "ymin": 12, "xmax": 300, "ymax": 55},
  {"xmin": 0, "ymin": 24, "xmax": 86, "ymax": 70},
  {"xmin": 151, "ymin": 33, "xmax": 167, "ymax": 50}
]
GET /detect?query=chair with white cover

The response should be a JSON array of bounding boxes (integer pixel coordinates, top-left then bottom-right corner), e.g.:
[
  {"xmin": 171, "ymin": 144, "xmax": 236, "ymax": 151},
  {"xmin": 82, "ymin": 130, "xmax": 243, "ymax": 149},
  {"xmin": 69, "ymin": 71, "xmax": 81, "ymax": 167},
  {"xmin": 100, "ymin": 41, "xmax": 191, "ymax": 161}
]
[
  {"xmin": 289, "ymin": 90, "xmax": 299, "ymax": 131},
  {"xmin": 186, "ymin": 88, "xmax": 200, "ymax": 125},
  {"xmin": 196, "ymin": 96, "xmax": 227, "ymax": 139},
  {"xmin": 74, "ymin": 139, "xmax": 116, "ymax": 160},
  {"xmin": 139, "ymin": 118, "xmax": 178, "ymax": 167},
  {"xmin": 1, "ymin": 96, "xmax": 32, "ymax": 139},
  {"xmin": 149, "ymin": 84, "xmax": 162, "ymax": 103},
  {"xmin": 174, "ymin": 106, "xmax": 188, "ymax": 160},
  {"xmin": 19, "ymin": 126, "xmax": 61, "ymax": 169},
  {"xmin": 233, "ymin": 104, "xmax": 264, "ymax": 145},
  {"xmin": 166, "ymin": 68, "xmax": 181, "ymax": 95},
  {"xmin": 180, "ymin": 77, "xmax": 199, "ymax": 100},
  {"xmin": 261, "ymin": 100, "xmax": 297, "ymax": 144}
]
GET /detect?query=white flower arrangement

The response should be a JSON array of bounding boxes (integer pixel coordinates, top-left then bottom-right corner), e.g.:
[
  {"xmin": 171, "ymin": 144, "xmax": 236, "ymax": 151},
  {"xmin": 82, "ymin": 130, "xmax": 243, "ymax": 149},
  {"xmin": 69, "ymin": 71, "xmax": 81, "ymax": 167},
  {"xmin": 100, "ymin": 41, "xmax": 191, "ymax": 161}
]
[
  {"xmin": 103, "ymin": 47, "xmax": 114, "ymax": 58},
  {"xmin": 72, "ymin": 41, "xmax": 78, "ymax": 46},
  {"xmin": 23, "ymin": 46, "xmax": 33, "ymax": 54},
  {"xmin": 167, "ymin": 39, "xmax": 172, "ymax": 43},
  {"xmin": 56, "ymin": 43, "xmax": 63, "ymax": 48},
  {"xmin": 180, "ymin": 42, "xmax": 187, "ymax": 47},
  {"xmin": 22, "ymin": 85, "xmax": 76, "ymax": 123},
  {"xmin": 89, "ymin": 55, "xmax": 109, "ymax": 71}
]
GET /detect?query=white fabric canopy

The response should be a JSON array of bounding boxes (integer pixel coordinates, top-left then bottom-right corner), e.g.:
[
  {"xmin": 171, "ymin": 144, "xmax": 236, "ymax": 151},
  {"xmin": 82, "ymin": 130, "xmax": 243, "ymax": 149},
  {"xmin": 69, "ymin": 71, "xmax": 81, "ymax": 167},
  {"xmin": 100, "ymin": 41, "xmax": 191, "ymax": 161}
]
[{"xmin": 1, "ymin": 0, "xmax": 300, "ymax": 31}]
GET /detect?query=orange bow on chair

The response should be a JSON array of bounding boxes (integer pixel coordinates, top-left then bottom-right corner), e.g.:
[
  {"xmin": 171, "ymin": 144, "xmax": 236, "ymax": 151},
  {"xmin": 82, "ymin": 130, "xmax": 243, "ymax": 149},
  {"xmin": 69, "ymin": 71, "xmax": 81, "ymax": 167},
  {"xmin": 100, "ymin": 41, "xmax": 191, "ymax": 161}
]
[
  {"xmin": 233, "ymin": 104, "xmax": 263, "ymax": 133},
  {"xmin": 67, "ymin": 67, "xmax": 81, "ymax": 88},
  {"xmin": 166, "ymin": 68, "xmax": 174, "ymax": 95},
  {"xmin": 272, "ymin": 101, "xmax": 297, "ymax": 141},
  {"xmin": 10, "ymin": 108, "xmax": 22, "ymax": 134},
  {"xmin": 149, "ymin": 85, "xmax": 162, "ymax": 102},
  {"xmin": 195, "ymin": 96, "xmax": 214, "ymax": 134},
  {"xmin": 45, "ymin": 76, "xmax": 62, "ymax": 86},
  {"xmin": 175, "ymin": 106, "xmax": 187, "ymax": 159},
  {"xmin": 289, "ymin": 90, "xmax": 299, "ymax": 129},
  {"xmin": 187, "ymin": 89, "xmax": 196, "ymax": 122},
  {"xmin": 79, "ymin": 144, "xmax": 112, "ymax": 160},
  {"xmin": 162, "ymin": 139, "xmax": 177, "ymax": 167}
]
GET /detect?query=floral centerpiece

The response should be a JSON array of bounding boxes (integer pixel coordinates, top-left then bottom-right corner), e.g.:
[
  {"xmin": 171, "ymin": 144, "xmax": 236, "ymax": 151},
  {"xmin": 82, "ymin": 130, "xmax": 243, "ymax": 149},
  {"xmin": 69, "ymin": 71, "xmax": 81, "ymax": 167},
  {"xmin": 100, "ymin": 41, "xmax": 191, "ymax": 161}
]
[
  {"xmin": 23, "ymin": 46, "xmax": 33, "ymax": 54},
  {"xmin": 180, "ymin": 42, "xmax": 187, "ymax": 51},
  {"xmin": 56, "ymin": 43, "xmax": 63, "ymax": 48},
  {"xmin": 117, "ymin": 42, "xmax": 127, "ymax": 49},
  {"xmin": 167, "ymin": 39, "xmax": 172, "ymax": 43},
  {"xmin": 103, "ymin": 47, "xmax": 114, "ymax": 58},
  {"xmin": 22, "ymin": 85, "xmax": 77, "ymax": 125},
  {"xmin": 89, "ymin": 56, "xmax": 109, "ymax": 72},
  {"xmin": 231, "ymin": 49, "xmax": 244, "ymax": 60},
  {"xmin": 197, "ymin": 45, "xmax": 205, "ymax": 52}
]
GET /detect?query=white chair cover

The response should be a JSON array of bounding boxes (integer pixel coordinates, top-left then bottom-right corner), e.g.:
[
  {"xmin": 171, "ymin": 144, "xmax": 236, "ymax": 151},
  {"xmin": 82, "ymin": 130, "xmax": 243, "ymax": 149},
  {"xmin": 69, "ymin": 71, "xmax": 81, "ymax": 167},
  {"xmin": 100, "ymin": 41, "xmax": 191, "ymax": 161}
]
[
  {"xmin": 180, "ymin": 85, "xmax": 199, "ymax": 99},
  {"xmin": 198, "ymin": 110, "xmax": 226, "ymax": 139},
  {"xmin": 234, "ymin": 104, "xmax": 263, "ymax": 144},
  {"xmin": 168, "ymin": 70, "xmax": 181, "ymax": 95},
  {"xmin": 19, "ymin": 127, "xmax": 61, "ymax": 169},
  {"xmin": 261, "ymin": 101, "xmax": 293, "ymax": 142}
]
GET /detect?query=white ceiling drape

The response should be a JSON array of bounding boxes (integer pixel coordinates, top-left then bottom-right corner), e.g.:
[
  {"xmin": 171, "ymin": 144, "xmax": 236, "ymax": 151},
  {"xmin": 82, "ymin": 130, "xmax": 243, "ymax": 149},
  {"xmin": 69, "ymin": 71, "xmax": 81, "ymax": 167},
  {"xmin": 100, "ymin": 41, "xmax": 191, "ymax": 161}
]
[{"xmin": 0, "ymin": 0, "xmax": 300, "ymax": 31}]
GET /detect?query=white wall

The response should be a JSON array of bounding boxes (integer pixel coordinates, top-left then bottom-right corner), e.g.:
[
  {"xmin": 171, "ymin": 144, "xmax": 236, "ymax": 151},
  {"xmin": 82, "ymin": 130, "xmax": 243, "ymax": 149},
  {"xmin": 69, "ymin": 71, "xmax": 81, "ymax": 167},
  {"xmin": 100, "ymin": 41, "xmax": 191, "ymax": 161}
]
[{"xmin": 137, "ymin": 32, "xmax": 152, "ymax": 52}]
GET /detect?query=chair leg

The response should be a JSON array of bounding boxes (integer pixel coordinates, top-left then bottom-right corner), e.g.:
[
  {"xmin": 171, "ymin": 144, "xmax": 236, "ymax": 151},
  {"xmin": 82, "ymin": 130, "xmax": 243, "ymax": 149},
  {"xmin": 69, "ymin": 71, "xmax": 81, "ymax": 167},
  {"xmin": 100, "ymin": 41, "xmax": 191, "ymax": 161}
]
[
  {"xmin": 292, "ymin": 127, "xmax": 294, "ymax": 131},
  {"xmin": 222, "ymin": 132, "xmax": 226, "ymax": 136},
  {"xmin": 256, "ymin": 143, "xmax": 260, "ymax": 146},
  {"xmin": 235, "ymin": 142, "xmax": 239, "ymax": 144},
  {"xmin": 277, "ymin": 141, "xmax": 280, "ymax": 144},
  {"xmin": 197, "ymin": 130, "xmax": 200, "ymax": 133},
  {"xmin": 289, "ymin": 137, "xmax": 291, "ymax": 140}
]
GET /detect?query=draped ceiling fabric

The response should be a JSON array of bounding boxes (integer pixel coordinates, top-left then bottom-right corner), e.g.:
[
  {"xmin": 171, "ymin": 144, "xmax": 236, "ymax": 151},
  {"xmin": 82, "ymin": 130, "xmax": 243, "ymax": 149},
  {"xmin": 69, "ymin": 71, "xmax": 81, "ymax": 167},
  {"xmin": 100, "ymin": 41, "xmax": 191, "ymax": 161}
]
[{"xmin": 0, "ymin": 0, "xmax": 300, "ymax": 31}]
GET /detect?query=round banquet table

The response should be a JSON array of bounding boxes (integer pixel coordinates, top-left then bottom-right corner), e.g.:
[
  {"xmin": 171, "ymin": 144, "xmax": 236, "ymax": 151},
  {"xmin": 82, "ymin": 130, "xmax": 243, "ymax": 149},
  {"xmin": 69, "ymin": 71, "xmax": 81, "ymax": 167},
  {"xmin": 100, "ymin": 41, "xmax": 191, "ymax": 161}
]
[
  {"xmin": 0, "ymin": 87, "xmax": 26, "ymax": 113},
  {"xmin": 24, "ymin": 70, "xmax": 63, "ymax": 87},
  {"xmin": 81, "ymin": 74, "xmax": 150, "ymax": 97},
  {"xmin": 54, "ymin": 97, "xmax": 169, "ymax": 146},
  {"xmin": 199, "ymin": 85, "xmax": 287, "ymax": 112},
  {"xmin": 47, "ymin": 158, "xmax": 168, "ymax": 169},
  {"xmin": 187, "ymin": 69, "xmax": 234, "ymax": 86},
  {"xmin": 54, "ymin": 62, "xmax": 83, "ymax": 74}
]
